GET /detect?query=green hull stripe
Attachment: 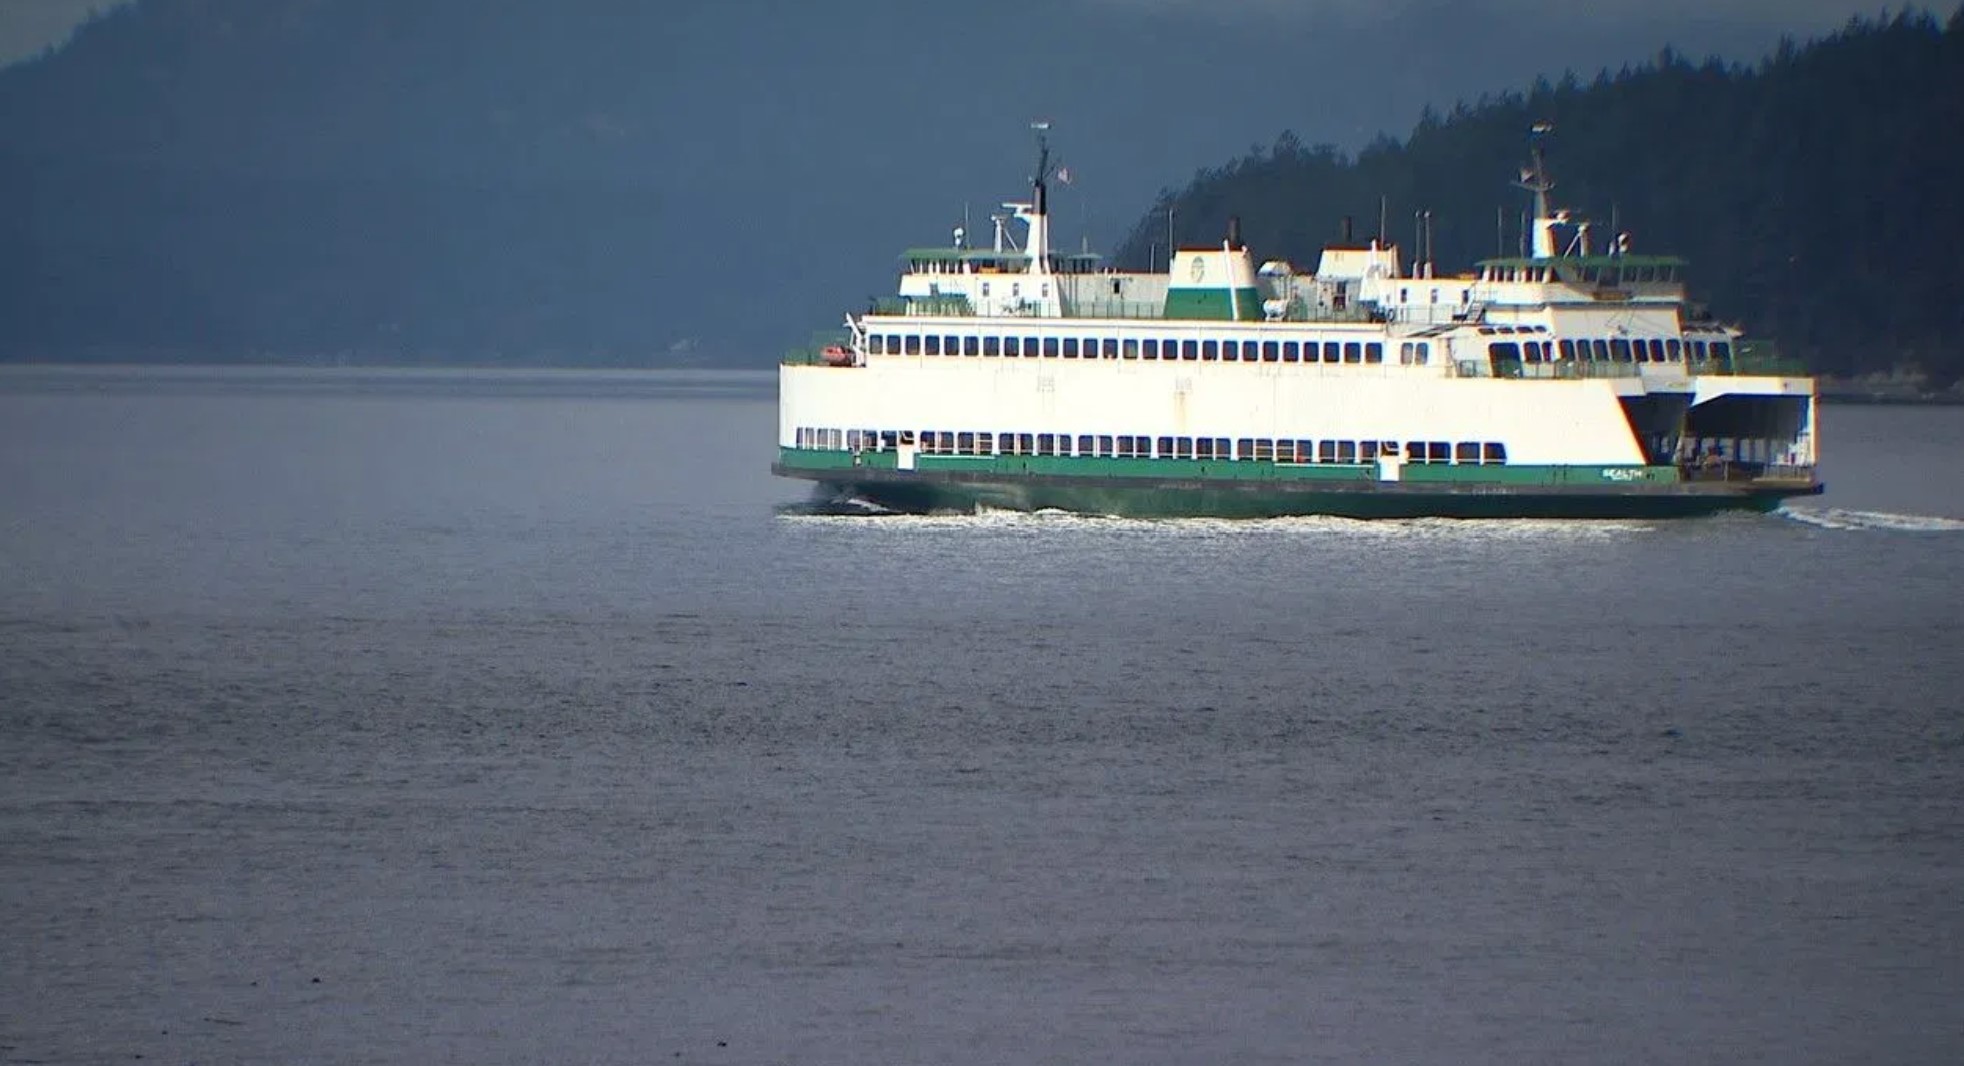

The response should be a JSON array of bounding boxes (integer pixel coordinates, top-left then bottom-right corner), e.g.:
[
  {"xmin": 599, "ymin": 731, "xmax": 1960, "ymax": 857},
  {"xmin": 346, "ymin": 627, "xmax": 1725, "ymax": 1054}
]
[
  {"xmin": 773, "ymin": 450, "xmax": 1820, "ymax": 519},
  {"xmin": 778, "ymin": 448, "xmax": 1675, "ymax": 486}
]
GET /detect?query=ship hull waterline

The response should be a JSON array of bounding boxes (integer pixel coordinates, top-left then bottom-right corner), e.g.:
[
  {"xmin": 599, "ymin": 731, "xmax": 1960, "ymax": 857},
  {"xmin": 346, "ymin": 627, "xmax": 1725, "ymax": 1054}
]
[{"xmin": 774, "ymin": 464, "xmax": 1822, "ymax": 520}]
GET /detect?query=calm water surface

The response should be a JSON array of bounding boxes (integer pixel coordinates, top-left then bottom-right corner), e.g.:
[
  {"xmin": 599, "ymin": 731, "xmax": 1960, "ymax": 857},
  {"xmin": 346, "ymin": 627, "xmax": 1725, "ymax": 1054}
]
[{"xmin": 2, "ymin": 366, "xmax": 1961, "ymax": 1065}]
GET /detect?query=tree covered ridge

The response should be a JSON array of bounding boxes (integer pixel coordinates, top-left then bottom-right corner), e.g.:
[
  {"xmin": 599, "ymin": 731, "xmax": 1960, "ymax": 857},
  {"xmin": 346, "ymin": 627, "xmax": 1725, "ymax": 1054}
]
[{"xmin": 1116, "ymin": 8, "xmax": 1964, "ymax": 384}]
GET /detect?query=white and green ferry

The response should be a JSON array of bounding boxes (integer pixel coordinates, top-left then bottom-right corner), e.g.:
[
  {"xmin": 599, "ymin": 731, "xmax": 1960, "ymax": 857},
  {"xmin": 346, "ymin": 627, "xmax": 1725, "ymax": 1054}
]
[{"xmin": 775, "ymin": 128, "xmax": 1822, "ymax": 518}]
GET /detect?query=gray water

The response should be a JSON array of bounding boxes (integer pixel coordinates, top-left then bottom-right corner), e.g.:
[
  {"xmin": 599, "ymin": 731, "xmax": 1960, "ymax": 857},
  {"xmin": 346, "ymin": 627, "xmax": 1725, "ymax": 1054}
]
[{"xmin": 2, "ymin": 366, "xmax": 1961, "ymax": 1065}]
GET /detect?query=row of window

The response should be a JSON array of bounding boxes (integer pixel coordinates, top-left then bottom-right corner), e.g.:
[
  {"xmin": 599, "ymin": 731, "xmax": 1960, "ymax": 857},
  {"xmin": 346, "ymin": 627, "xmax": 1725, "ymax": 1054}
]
[
  {"xmin": 867, "ymin": 332, "xmax": 1428, "ymax": 366},
  {"xmin": 1492, "ymin": 337, "xmax": 1734, "ymax": 364},
  {"xmin": 1479, "ymin": 263, "xmax": 1682, "ymax": 285},
  {"xmin": 792, "ymin": 427, "xmax": 1508, "ymax": 465}
]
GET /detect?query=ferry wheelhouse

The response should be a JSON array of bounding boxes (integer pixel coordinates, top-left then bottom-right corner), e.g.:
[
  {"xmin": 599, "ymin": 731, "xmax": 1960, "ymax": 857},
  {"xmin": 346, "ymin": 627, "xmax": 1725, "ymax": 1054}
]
[{"xmin": 774, "ymin": 128, "xmax": 1822, "ymax": 518}]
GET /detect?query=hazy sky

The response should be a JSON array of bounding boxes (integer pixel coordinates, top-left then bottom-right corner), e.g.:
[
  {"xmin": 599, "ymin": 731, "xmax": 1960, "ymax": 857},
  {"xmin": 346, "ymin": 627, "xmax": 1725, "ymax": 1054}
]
[
  {"xmin": 0, "ymin": 0, "xmax": 131, "ymax": 67},
  {"xmin": 0, "ymin": 0, "xmax": 1885, "ymax": 69}
]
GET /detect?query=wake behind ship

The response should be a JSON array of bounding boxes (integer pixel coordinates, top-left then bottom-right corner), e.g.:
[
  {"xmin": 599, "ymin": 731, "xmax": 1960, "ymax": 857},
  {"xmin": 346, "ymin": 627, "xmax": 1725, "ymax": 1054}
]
[{"xmin": 774, "ymin": 126, "xmax": 1822, "ymax": 519}]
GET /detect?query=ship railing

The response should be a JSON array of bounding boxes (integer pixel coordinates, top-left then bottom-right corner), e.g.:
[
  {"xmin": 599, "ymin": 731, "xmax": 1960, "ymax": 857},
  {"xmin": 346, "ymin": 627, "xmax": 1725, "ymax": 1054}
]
[
  {"xmin": 1476, "ymin": 361, "xmax": 1646, "ymax": 380},
  {"xmin": 869, "ymin": 296, "xmax": 976, "ymax": 317},
  {"xmin": 1057, "ymin": 299, "xmax": 1169, "ymax": 320},
  {"xmin": 1751, "ymin": 463, "xmax": 1818, "ymax": 484},
  {"xmin": 1472, "ymin": 355, "xmax": 1811, "ymax": 380},
  {"xmin": 1679, "ymin": 459, "xmax": 1817, "ymax": 484}
]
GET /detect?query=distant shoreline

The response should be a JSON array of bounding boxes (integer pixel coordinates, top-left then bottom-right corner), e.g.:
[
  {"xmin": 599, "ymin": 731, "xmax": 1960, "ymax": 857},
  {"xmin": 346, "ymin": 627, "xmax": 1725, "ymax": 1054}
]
[
  {"xmin": 1820, "ymin": 394, "xmax": 1964, "ymax": 406},
  {"xmin": 5, "ymin": 358, "xmax": 1962, "ymax": 404},
  {"xmin": 0, "ymin": 353, "xmax": 764, "ymax": 371}
]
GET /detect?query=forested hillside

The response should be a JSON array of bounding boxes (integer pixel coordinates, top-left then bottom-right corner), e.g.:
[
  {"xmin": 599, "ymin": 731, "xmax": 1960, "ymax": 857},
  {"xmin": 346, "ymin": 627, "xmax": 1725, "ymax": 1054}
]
[
  {"xmin": 1117, "ymin": 10, "xmax": 1964, "ymax": 384},
  {"xmin": 1, "ymin": 2, "xmax": 1956, "ymax": 375}
]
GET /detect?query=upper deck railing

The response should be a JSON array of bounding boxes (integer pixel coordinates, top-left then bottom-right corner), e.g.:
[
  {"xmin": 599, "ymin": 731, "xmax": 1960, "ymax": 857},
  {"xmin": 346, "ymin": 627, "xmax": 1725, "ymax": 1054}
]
[
  {"xmin": 865, "ymin": 295, "xmax": 1381, "ymax": 324},
  {"xmin": 1485, "ymin": 357, "xmax": 1806, "ymax": 380}
]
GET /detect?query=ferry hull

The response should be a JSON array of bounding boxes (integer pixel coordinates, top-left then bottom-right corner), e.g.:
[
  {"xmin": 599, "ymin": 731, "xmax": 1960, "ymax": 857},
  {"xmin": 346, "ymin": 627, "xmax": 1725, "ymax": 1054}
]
[{"xmin": 775, "ymin": 463, "xmax": 1820, "ymax": 520}]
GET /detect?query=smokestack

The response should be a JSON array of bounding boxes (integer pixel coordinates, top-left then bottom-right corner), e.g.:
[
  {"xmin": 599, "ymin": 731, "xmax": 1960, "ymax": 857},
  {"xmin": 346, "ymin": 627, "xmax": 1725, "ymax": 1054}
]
[
  {"xmin": 1226, "ymin": 215, "xmax": 1242, "ymax": 249},
  {"xmin": 1341, "ymin": 216, "xmax": 1354, "ymax": 244}
]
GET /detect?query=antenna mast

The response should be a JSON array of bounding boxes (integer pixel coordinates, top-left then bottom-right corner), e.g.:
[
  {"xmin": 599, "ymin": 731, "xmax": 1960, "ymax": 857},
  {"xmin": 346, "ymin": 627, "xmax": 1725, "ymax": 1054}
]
[
  {"xmin": 1517, "ymin": 122, "xmax": 1560, "ymax": 258},
  {"xmin": 1032, "ymin": 121, "xmax": 1051, "ymax": 217},
  {"xmin": 1015, "ymin": 120, "xmax": 1054, "ymax": 276}
]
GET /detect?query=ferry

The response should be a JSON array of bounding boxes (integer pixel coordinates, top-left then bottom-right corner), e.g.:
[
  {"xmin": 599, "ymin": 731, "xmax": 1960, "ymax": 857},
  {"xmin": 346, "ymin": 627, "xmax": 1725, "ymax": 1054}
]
[{"xmin": 774, "ymin": 126, "xmax": 1822, "ymax": 518}]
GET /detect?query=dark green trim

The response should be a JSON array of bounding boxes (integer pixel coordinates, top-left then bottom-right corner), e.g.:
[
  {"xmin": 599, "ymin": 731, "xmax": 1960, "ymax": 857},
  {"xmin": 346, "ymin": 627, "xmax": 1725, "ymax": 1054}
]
[
  {"xmin": 779, "ymin": 448, "xmax": 1677, "ymax": 487},
  {"xmin": 773, "ymin": 451, "xmax": 1820, "ymax": 519}
]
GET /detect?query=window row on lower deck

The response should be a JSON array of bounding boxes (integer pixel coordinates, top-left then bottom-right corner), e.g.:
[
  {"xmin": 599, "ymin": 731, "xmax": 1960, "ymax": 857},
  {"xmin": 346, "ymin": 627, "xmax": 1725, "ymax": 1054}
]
[
  {"xmin": 868, "ymin": 332, "xmax": 1429, "ymax": 366},
  {"xmin": 793, "ymin": 427, "xmax": 1507, "ymax": 465},
  {"xmin": 1494, "ymin": 337, "xmax": 1735, "ymax": 364}
]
